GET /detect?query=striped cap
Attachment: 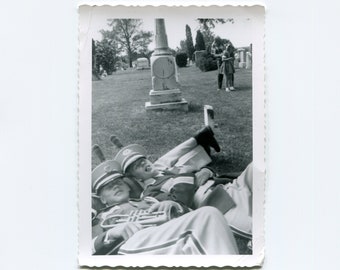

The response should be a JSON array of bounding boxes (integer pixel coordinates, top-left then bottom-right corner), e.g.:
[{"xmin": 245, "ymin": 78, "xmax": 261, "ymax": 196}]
[
  {"xmin": 92, "ymin": 160, "xmax": 123, "ymax": 194},
  {"xmin": 114, "ymin": 144, "xmax": 147, "ymax": 173}
]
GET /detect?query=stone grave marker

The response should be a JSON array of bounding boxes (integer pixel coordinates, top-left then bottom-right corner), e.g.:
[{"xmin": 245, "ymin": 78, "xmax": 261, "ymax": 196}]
[{"xmin": 145, "ymin": 19, "xmax": 188, "ymax": 111}]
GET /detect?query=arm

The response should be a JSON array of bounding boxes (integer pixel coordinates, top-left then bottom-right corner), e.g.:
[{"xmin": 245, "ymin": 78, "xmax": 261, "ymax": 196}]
[
  {"xmin": 195, "ymin": 167, "xmax": 215, "ymax": 186},
  {"xmin": 151, "ymin": 191, "xmax": 192, "ymax": 213},
  {"xmin": 142, "ymin": 173, "xmax": 197, "ymax": 209},
  {"xmin": 211, "ymin": 43, "xmax": 224, "ymax": 58},
  {"xmin": 92, "ymin": 223, "xmax": 142, "ymax": 255},
  {"xmin": 148, "ymin": 200, "xmax": 186, "ymax": 218},
  {"xmin": 212, "ymin": 50, "xmax": 224, "ymax": 58}
]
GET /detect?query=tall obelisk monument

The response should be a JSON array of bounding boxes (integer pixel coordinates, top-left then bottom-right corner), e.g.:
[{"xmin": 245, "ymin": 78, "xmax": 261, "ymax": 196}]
[{"xmin": 145, "ymin": 19, "xmax": 188, "ymax": 111}]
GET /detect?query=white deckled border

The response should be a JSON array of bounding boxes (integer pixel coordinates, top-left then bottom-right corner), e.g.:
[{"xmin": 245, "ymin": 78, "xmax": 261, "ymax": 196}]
[
  {"xmin": 79, "ymin": 4, "xmax": 265, "ymax": 268},
  {"xmin": 78, "ymin": 0, "xmax": 266, "ymax": 7}
]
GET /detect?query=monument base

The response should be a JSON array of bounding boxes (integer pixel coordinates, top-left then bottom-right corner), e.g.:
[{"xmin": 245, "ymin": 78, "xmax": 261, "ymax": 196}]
[
  {"xmin": 145, "ymin": 99, "xmax": 188, "ymax": 111},
  {"xmin": 149, "ymin": 89, "xmax": 182, "ymax": 104}
]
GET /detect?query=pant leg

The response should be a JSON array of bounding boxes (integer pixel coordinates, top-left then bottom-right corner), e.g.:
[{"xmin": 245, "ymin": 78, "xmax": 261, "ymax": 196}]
[
  {"xmin": 230, "ymin": 73, "xmax": 234, "ymax": 87},
  {"xmin": 218, "ymin": 74, "xmax": 224, "ymax": 89},
  {"xmin": 217, "ymin": 59, "xmax": 224, "ymax": 89},
  {"xmin": 223, "ymin": 163, "xmax": 253, "ymax": 237},
  {"xmin": 118, "ymin": 206, "xmax": 239, "ymax": 255},
  {"xmin": 174, "ymin": 145, "xmax": 212, "ymax": 173},
  {"xmin": 154, "ymin": 138, "xmax": 197, "ymax": 170}
]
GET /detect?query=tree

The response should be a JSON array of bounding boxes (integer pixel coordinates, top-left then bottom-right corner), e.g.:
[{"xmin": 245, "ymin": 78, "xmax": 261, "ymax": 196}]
[
  {"xmin": 200, "ymin": 27, "xmax": 215, "ymax": 50},
  {"xmin": 94, "ymin": 38, "xmax": 120, "ymax": 75},
  {"xmin": 101, "ymin": 19, "xmax": 153, "ymax": 68},
  {"xmin": 197, "ymin": 18, "xmax": 234, "ymax": 30},
  {"xmin": 178, "ymin": 40, "xmax": 187, "ymax": 53},
  {"xmin": 92, "ymin": 39, "xmax": 100, "ymax": 80},
  {"xmin": 185, "ymin": 25, "xmax": 195, "ymax": 60},
  {"xmin": 196, "ymin": 19, "xmax": 234, "ymax": 49},
  {"xmin": 195, "ymin": 30, "xmax": 206, "ymax": 51}
]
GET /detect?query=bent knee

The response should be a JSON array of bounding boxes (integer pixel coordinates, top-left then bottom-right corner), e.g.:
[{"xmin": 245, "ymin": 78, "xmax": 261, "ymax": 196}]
[{"xmin": 196, "ymin": 206, "xmax": 222, "ymax": 217}]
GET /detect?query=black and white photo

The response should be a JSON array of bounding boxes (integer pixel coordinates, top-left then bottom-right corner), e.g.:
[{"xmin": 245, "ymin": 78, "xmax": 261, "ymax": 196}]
[{"xmin": 79, "ymin": 5, "xmax": 265, "ymax": 267}]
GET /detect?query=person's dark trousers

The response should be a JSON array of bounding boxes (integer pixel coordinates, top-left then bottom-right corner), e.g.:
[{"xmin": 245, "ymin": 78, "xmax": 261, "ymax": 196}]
[
  {"xmin": 230, "ymin": 74, "xmax": 234, "ymax": 87},
  {"xmin": 218, "ymin": 74, "xmax": 224, "ymax": 89}
]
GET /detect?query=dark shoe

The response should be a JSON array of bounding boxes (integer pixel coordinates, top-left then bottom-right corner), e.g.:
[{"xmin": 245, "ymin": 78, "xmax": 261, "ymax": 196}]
[
  {"xmin": 194, "ymin": 126, "xmax": 221, "ymax": 152},
  {"xmin": 110, "ymin": 135, "xmax": 124, "ymax": 149},
  {"xmin": 202, "ymin": 145, "xmax": 211, "ymax": 156}
]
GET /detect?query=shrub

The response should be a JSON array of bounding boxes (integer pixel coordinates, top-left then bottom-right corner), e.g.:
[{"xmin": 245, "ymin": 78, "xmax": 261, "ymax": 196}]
[
  {"xmin": 175, "ymin": 52, "xmax": 188, "ymax": 67},
  {"xmin": 94, "ymin": 39, "xmax": 119, "ymax": 75},
  {"xmin": 196, "ymin": 51, "xmax": 218, "ymax": 72}
]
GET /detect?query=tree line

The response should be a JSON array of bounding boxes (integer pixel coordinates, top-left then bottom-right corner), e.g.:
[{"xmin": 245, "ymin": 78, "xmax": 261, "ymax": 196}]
[{"xmin": 93, "ymin": 18, "xmax": 232, "ymax": 78}]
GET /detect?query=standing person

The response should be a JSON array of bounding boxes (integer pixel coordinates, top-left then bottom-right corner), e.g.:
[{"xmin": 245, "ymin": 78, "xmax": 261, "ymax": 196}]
[
  {"xmin": 211, "ymin": 37, "xmax": 226, "ymax": 91},
  {"xmin": 223, "ymin": 42, "xmax": 236, "ymax": 91}
]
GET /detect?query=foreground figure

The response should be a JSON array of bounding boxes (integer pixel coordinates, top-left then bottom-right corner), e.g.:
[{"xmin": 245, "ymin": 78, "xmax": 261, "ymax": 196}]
[
  {"xmin": 91, "ymin": 161, "xmax": 238, "ymax": 255},
  {"xmin": 114, "ymin": 126, "xmax": 220, "ymax": 207},
  {"xmin": 113, "ymin": 127, "xmax": 253, "ymax": 239}
]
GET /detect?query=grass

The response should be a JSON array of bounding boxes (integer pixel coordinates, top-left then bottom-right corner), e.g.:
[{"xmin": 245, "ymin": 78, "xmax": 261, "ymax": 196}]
[
  {"xmin": 92, "ymin": 65, "xmax": 253, "ymax": 254},
  {"xmin": 92, "ymin": 65, "xmax": 252, "ymax": 174}
]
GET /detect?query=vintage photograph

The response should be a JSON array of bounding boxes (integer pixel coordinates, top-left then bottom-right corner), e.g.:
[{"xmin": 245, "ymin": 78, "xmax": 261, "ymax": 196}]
[{"xmin": 79, "ymin": 5, "xmax": 265, "ymax": 267}]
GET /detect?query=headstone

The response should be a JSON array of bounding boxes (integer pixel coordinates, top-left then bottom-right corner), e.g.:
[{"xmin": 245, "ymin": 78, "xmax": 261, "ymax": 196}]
[
  {"xmin": 145, "ymin": 19, "xmax": 188, "ymax": 111},
  {"xmin": 246, "ymin": 51, "xmax": 252, "ymax": 69},
  {"xmin": 238, "ymin": 48, "xmax": 246, "ymax": 68},
  {"xmin": 234, "ymin": 52, "xmax": 240, "ymax": 69},
  {"xmin": 136, "ymin": 57, "xmax": 150, "ymax": 70}
]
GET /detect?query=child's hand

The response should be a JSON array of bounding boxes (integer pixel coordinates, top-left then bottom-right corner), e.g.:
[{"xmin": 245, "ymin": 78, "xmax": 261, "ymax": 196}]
[
  {"xmin": 148, "ymin": 201, "xmax": 183, "ymax": 217},
  {"xmin": 176, "ymin": 165, "xmax": 194, "ymax": 174},
  {"xmin": 195, "ymin": 168, "xmax": 214, "ymax": 186},
  {"xmin": 106, "ymin": 223, "xmax": 142, "ymax": 242}
]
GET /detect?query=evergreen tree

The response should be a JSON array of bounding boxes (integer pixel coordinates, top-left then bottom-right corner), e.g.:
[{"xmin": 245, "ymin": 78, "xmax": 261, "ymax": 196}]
[
  {"xmin": 196, "ymin": 18, "xmax": 234, "ymax": 49},
  {"xmin": 195, "ymin": 30, "xmax": 206, "ymax": 51},
  {"xmin": 185, "ymin": 25, "xmax": 195, "ymax": 60}
]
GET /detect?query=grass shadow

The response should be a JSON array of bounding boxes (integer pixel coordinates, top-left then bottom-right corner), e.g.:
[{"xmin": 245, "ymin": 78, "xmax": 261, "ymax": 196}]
[{"xmin": 188, "ymin": 102, "xmax": 203, "ymax": 112}]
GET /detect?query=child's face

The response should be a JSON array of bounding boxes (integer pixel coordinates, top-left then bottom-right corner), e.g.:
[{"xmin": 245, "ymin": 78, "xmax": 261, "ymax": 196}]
[
  {"xmin": 99, "ymin": 178, "xmax": 130, "ymax": 205},
  {"xmin": 129, "ymin": 158, "xmax": 159, "ymax": 181}
]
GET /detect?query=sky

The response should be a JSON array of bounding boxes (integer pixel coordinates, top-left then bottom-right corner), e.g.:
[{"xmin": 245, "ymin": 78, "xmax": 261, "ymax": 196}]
[{"xmin": 91, "ymin": 17, "xmax": 254, "ymax": 49}]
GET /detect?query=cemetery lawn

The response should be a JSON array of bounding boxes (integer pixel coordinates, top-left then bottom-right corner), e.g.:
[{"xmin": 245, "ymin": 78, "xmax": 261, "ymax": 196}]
[
  {"xmin": 92, "ymin": 65, "xmax": 253, "ymax": 254},
  {"xmin": 92, "ymin": 65, "xmax": 252, "ymax": 173}
]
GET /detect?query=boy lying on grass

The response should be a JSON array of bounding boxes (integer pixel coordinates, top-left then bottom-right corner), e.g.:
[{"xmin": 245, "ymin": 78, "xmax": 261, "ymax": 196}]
[
  {"xmin": 91, "ymin": 160, "xmax": 238, "ymax": 255},
  {"xmin": 113, "ymin": 126, "xmax": 221, "ymax": 206},
  {"xmin": 113, "ymin": 126, "xmax": 253, "ymax": 240}
]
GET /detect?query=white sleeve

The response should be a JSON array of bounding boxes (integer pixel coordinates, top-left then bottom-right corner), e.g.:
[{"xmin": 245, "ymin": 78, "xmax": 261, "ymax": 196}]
[{"xmin": 91, "ymin": 236, "xmax": 98, "ymax": 254}]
